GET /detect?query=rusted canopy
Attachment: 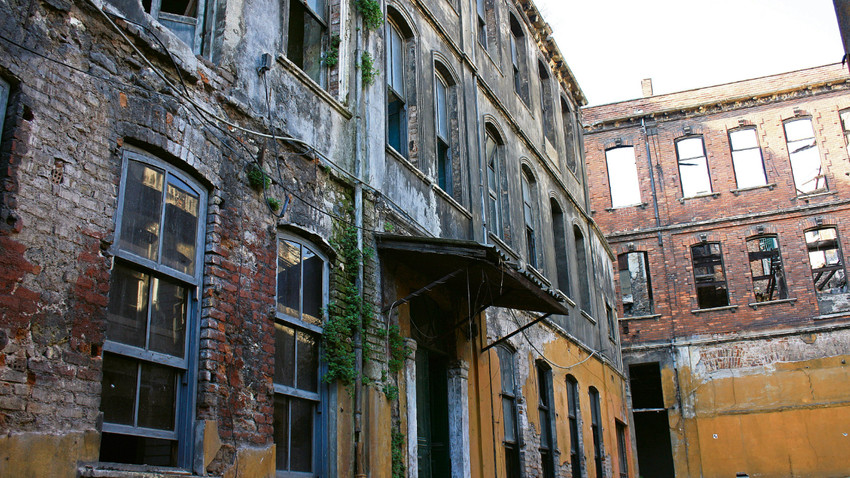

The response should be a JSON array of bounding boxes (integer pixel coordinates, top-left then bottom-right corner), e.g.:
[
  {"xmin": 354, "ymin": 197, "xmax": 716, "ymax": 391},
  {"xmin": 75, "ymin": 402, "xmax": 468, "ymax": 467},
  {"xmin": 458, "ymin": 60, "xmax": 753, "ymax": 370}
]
[{"xmin": 376, "ymin": 234, "xmax": 569, "ymax": 316}]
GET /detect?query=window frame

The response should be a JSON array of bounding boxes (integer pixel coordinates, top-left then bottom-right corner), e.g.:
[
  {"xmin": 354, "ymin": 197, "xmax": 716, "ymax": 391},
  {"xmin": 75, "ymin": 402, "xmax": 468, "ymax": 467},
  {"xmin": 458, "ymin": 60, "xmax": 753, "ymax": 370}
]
[
  {"xmin": 839, "ymin": 108, "xmax": 850, "ymax": 147},
  {"xmin": 485, "ymin": 125, "xmax": 508, "ymax": 241},
  {"xmin": 728, "ymin": 126, "xmax": 767, "ymax": 189},
  {"xmin": 589, "ymin": 386, "xmax": 603, "ymax": 478},
  {"xmin": 273, "ymin": 233, "xmax": 330, "ymax": 477},
  {"xmin": 783, "ymin": 117, "xmax": 827, "ymax": 195},
  {"xmin": 550, "ymin": 199, "xmax": 572, "ymax": 298},
  {"xmin": 144, "ymin": 0, "xmax": 207, "ymax": 53},
  {"xmin": 0, "ymin": 78, "xmax": 8, "ymax": 141},
  {"xmin": 746, "ymin": 234, "xmax": 788, "ymax": 303},
  {"xmin": 386, "ymin": 16, "xmax": 410, "ymax": 158},
  {"xmin": 566, "ymin": 375, "xmax": 583, "ymax": 478},
  {"xmin": 605, "ymin": 146, "xmax": 641, "ymax": 208},
  {"xmin": 509, "ymin": 15, "xmax": 529, "ymax": 105},
  {"xmin": 521, "ymin": 166, "xmax": 540, "ymax": 271},
  {"xmin": 675, "ymin": 136, "xmax": 712, "ymax": 197},
  {"xmin": 805, "ymin": 226, "xmax": 848, "ymax": 299},
  {"xmin": 284, "ymin": 0, "xmax": 329, "ymax": 87},
  {"xmin": 691, "ymin": 241, "xmax": 730, "ymax": 309},
  {"xmin": 538, "ymin": 60, "xmax": 556, "ymax": 145},
  {"xmin": 536, "ymin": 362, "xmax": 557, "ymax": 478},
  {"xmin": 102, "ymin": 149, "xmax": 207, "ymax": 468},
  {"xmin": 616, "ymin": 420, "xmax": 629, "ymax": 478},
  {"xmin": 561, "ymin": 96, "xmax": 578, "ymax": 175},
  {"xmin": 617, "ymin": 251, "xmax": 653, "ymax": 317},
  {"xmin": 574, "ymin": 225, "xmax": 592, "ymax": 314},
  {"xmin": 496, "ymin": 345, "xmax": 522, "ymax": 478}
]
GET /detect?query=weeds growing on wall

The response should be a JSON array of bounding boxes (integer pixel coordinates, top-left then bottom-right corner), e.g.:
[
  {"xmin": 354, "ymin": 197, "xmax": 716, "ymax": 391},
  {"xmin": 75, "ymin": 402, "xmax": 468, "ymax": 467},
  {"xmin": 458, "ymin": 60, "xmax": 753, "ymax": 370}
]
[
  {"xmin": 355, "ymin": 0, "xmax": 383, "ymax": 30},
  {"xmin": 360, "ymin": 51, "xmax": 379, "ymax": 87},
  {"xmin": 391, "ymin": 426, "xmax": 406, "ymax": 478},
  {"xmin": 323, "ymin": 35, "xmax": 342, "ymax": 68}
]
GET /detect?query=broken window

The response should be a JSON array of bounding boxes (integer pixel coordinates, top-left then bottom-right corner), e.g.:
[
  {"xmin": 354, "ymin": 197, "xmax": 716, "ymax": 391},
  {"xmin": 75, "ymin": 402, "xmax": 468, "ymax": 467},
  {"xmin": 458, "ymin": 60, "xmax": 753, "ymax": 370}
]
[
  {"xmin": 497, "ymin": 345, "xmax": 522, "ymax": 478},
  {"xmin": 805, "ymin": 227, "xmax": 847, "ymax": 298},
  {"xmin": 522, "ymin": 166, "xmax": 540, "ymax": 270},
  {"xmin": 589, "ymin": 387, "xmax": 604, "ymax": 478},
  {"xmin": 537, "ymin": 363, "xmax": 556, "ymax": 478},
  {"xmin": 566, "ymin": 375, "xmax": 583, "ymax": 478},
  {"xmin": 729, "ymin": 127, "xmax": 767, "ymax": 189},
  {"xmin": 286, "ymin": 0, "xmax": 327, "ymax": 85},
  {"xmin": 274, "ymin": 236, "xmax": 328, "ymax": 474},
  {"xmin": 386, "ymin": 16, "xmax": 410, "ymax": 157},
  {"xmin": 509, "ymin": 15, "xmax": 529, "ymax": 104},
  {"xmin": 606, "ymin": 146, "xmax": 641, "ymax": 208},
  {"xmin": 561, "ymin": 97, "xmax": 578, "ymax": 174},
  {"xmin": 784, "ymin": 118, "xmax": 826, "ymax": 194},
  {"xmin": 143, "ymin": 0, "xmax": 206, "ymax": 52},
  {"xmin": 551, "ymin": 199, "xmax": 572, "ymax": 298},
  {"xmin": 691, "ymin": 242, "xmax": 729, "ymax": 309},
  {"xmin": 100, "ymin": 151, "xmax": 206, "ymax": 467},
  {"xmin": 486, "ymin": 125, "xmax": 508, "ymax": 240},
  {"xmin": 747, "ymin": 235, "xmax": 788, "ymax": 302},
  {"xmin": 675, "ymin": 136, "xmax": 712, "ymax": 197},
  {"xmin": 538, "ymin": 60, "xmax": 556, "ymax": 145},
  {"xmin": 616, "ymin": 421, "xmax": 630, "ymax": 478},
  {"xmin": 575, "ymin": 226, "xmax": 592, "ymax": 313},
  {"xmin": 606, "ymin": 303, "xmax": 617, "ymax": 341},
  {"xmin": 618, "ymin": 251, "xmax": 653, "ymax": 317},
  {"xmin": 839, "ymin": 108, "xmax": 850, "ymax": 146}
]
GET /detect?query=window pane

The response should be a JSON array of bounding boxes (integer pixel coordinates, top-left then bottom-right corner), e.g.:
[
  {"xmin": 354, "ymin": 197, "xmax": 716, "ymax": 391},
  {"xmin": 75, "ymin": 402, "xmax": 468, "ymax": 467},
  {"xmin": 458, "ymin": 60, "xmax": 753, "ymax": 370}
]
[
  {"xmin": 301, "ymin": 12, "xmax": 324, "ymax": 84},
  {"xmin": 161, "ymin": 179, "xmax": 200, "ymax": 275},
  {"xmin": 502, "ymin": 397, "xmax": 516, "ymax": 442},
  {"xmin": 296, "ymin": 330, "xmax": 319, "ymax": 393},
  {"xmin": 436, "ymin": 76, "xmax": 448, "ymax": 140},
  {"xmin": 730, "ymin": 128, "xmax": 758, "ymax": 150},
  {"xmin": 277, "ymin": 240, "xmax": 301, "ymax": 318},
  {"xmin": 148, "ymin": 276, "xmax": 188, "ymax": 358},
  {"xmin": 101, "ymin": 354, "xmax": 138, "ymax": 426},
  {"xmin": 274, "ymin": 323, "xmax": 295, "ymax": 387},
  {"xmin": 290, "ymin": 397, "xmax": 314, "ymax": 472},
  {"xmin": 747, "ymin": 236, "xmax": 787, "ymax": 302},
  {"xmin": 676, "ymin": 137, "xmax": 704, "ymax": 159},
  {"xmin": 305, "ymin": 0, "xmax": 324, "ymax": 19},
  {"xmin": 606, "ymin": 147, "xmax": 641, "ymax": 208},
  {"xmin": 274, "ymin": 394, "xmax": 290, "ymax": 470},
  {"xmin": 679, "ymin": 155, "xmax": 712, "ymax": 197},
  {"xmin": 539, "ymin": 408, "xmax": 550, "ymax": 445},
  {"xmin": 731, "ymin": 148, "xmax": 767, "ymax": 189},
  {"xmin": 497, "ymin": 347, "xmax": 514, "ymax": 392},
  {"xmin": 388, "ymin": 25, "xmax": 404, "ymax": 95},
  {"xmin": 387, "ymin": 93, "xmax": 406, "ymax": 155},
  {"xmin": 0, "ymin": 79, "xmax": 8, "ymax": 138},
  {"xmin": 120, "ymin": 160, "xmax": 164, "ymax": 261},
  {"xmin": 302, "ymin": 246, "xmax": 323, "ymax": 326},
  {"xmin": 137, "ymin": 362, "xmax": 177, "ymax": 431},
  {"xmin": 785, "ymin": 119, "xmax": 815, "ymax": 142},
  {"xmin": 107, "ymin": 265, "xmax": 149, "ymax": 349}
]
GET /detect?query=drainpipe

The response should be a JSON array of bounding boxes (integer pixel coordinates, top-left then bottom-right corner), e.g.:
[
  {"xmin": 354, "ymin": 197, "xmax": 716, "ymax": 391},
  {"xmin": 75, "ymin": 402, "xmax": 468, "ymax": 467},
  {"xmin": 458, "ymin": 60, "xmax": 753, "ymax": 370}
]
[
  {"xmin": 353, "ymin": 6, "xmax": 366, "ymax": 478},
  {"xmin": 640, "ymin": 117, "xmax": 662, "ymax": 246}
]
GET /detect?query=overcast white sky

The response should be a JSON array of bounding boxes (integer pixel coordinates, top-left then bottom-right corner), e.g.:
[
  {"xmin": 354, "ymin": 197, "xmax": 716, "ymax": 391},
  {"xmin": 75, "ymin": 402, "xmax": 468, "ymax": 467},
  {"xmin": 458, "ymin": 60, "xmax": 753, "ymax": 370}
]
[{"xmin": 533, "ymin": 0, "xmax": 845, "ymax": 106}]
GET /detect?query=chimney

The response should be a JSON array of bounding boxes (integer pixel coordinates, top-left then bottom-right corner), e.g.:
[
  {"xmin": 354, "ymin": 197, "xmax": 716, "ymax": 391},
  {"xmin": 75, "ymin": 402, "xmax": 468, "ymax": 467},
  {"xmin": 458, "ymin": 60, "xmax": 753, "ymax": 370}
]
[{"xmin": 641, "ymin": 78, "xmax": 654, "ymax": 98}]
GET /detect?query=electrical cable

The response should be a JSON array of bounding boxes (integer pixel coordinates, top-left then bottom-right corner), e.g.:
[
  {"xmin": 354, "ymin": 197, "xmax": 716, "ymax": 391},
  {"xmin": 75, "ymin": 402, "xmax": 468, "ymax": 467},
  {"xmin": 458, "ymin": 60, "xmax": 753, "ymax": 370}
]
[{"xmin": 507, "ymin": 309, "xmax": 597, "ymax": 370}]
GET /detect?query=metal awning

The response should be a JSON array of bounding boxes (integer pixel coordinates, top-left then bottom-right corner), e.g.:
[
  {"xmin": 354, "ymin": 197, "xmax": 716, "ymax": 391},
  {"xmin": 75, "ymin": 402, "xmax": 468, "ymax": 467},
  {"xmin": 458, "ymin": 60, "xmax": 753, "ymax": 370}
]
[{"xmin": 376, "ymin": 234, "xmax": 569, "ymax": 316}]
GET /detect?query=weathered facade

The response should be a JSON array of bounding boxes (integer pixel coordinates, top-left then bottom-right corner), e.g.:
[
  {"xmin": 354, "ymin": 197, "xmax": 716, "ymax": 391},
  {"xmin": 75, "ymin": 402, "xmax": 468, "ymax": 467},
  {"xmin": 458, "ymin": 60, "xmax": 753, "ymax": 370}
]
[
  {"xmin": 0, "ymin": 0, "xmax": 632, "ymax": 476},
  {"xmin": 584, "ymin": 64, "xmax": 850, "ymax": 478}
]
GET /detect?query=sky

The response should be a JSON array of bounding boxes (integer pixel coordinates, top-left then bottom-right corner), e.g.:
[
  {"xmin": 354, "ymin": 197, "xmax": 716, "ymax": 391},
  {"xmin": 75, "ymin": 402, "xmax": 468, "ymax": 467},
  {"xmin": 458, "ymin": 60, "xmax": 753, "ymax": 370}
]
[{"xmin": 532, "ymin": 0, "xmax": 845, "ymax": 106}]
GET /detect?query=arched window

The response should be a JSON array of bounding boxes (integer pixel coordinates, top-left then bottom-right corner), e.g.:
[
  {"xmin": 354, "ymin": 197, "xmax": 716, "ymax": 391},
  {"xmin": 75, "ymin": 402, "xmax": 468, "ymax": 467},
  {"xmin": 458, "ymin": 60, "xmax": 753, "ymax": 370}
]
[
  {"xmin": 606, "ymin": 146, "xmax": 641, "ymax": 208},
  {"xmin": 485, "ymin": 124, "xmax": 508, "ymax": 241},
  {"xmin": 729, "ymin": 126, "xmax": 767, "ymax": 189},
  {"xmin": 784, "ymin": 117, "xmax": 827, "ymax": 195},
  {"xmin": 521, "ymin": 165, "xmax": 540, "ymax": 270},
  {"xmin": 386, "ymin": 10, "xmax": 414, "ymax": 158},
  {"xmin": 566, "ymin": 375, "xmax": 583, "ymax": 478},
  {"xmin": 561, "ymin": 96, "xmax": 578, "ymax": 175},
  {"xmin": 550, "ymin": 199, "xmax": 571, "ymax": 297},
  {"xmin": 434, "ymin": 62, "xmax": 463, "ymax": 202},
  {"xmin": 496, "ymin": 345, "xmax": 521, "ymax": 478},
  {"xmin": 675, "ymin": 136, "xmax": 712, "ymax": 197},
  {"xmin": 538, "ymin": 60, "xmax": 556, "ymax": 145},
  {"xmin": 589, "ymin": 386, "xmax": 604, "ymax": 478},
  {"xmin": 574, "ymin": 225, "xmax": 592, "ymax": 313},
  {"xmin": 509, "ymin": 14, "xmax": 529, "ymax": 104},
  {"xmin": 536, "ymin": 362, "xmax": 556, "ymax": 478}
]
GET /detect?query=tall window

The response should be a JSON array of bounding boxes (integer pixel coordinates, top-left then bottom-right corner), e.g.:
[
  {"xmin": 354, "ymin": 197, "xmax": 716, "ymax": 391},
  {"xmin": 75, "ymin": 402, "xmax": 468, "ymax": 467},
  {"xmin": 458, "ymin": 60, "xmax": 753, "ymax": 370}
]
[
  {"xmin": 100, "ymin": 151, "xmax": 206, "ymax": 467},
  {"xmin": 616, "ymin": 421, "xmax": 629, "ymax": 478},
  {"xmin": 574, "ymin": 226, "xmax": 592, "ymax": 314},
  {"xmin": 435, "ymin": 73, "xmax": 451, "ymax": 195},
  {"xmin": 286, "ymin": 0, "xmax": 327, "ymax": 85},
  {"xmin": 805, "ymin": 227, "xmax": 847, "ymax": 299},
  {"xmin": 509, "ymin": 15, "xmax": 529, "ymax": 104},
  {"xmin": 562, "ymin": 97, "xmax": 578, "ymax": 174},
  {"xmin": 486, "ymin": 126, "xmax": 508, "ymax": 240},
  {"xmin": 618, "ymin": 251, "xmax": 653, "ymax": 317},
  {"xmin": 675, "ymin": 136, "xmax": 712, "ymax": 197},
  {"xmin": 691, "ymin": 242, "xmax": 729, "ymax": 309},
  {"xmin": 274, "ymin": 236, "xmax": 328, "ymax": 474},
  {"xmin": 606, "ymin": 146, "xmax": 641, "ymax": 208},
  {"xmin": 606, "ymin": 303, "xmax": 616, "ymax": 341},
  {"xmin": 784, "ymin": 118, "xmax": 826, "ymax": 194},
  {"xmin": 839, "ymin": 108, "xmax": 850, "ymax": 146},
  {"xmin": 538, "ymin": 61, "xmax": 556, "ymax": 145},
  {"xmin": 537, "ymin": 363, "xmax": 556, "ymax": 478},
  {"xmin": 497, "ymin": 346, "xmax": 522, "ymax": 478},
  {"xmin": 386, "ymin": 18, "xmax": 409, "ymax": 157},
  {"xmin": 729, "ymin": 127, "xmax": 767, "ymax": 189},
  {"xmin": 522, "ymin": 166, "xmax": 540, "ymax": 270},
  {"xmin": 566, "ymin": 375, "xmax": 583, "ymax": 478},
  {"xmin": 551, "ymin": 199, "xmax": 571, "ymax": 297},
  {"xmin": 747, "ymin": 235, "xmax": 788, "ymax": 302},
  {"xmin": 476, "ymin": 0, "xmax": 488, "ymax": 48},
  {"xmin": 0, "ymin": 78, "xmax": 8, "ymax": 138},
  {"xmin": 144, "ymin": 0, "xmax": 206, "ymax": 52},
  {"xmin": 434, "ymin": 65, "xmax": 461, "ymax": 201},
  {"xmin": 589, "ymin": 387, "xmax": 604, "ymax": 478}
]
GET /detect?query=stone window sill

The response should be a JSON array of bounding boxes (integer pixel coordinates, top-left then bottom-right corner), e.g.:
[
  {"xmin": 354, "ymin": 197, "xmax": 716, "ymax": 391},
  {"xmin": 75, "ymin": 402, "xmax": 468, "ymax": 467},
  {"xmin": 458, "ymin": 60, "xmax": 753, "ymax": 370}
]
[
  {"xmin": 748, "ymin": 298, "xmax": 797, "ymax": 309},
  {"xmin": 277, "ymin": 54, "xmax": 352, "ymax": 119},
  {"xmin": 678, "ymin": 192, "xmax": 721, "ymax": 204},
  {"xmin": 581, "ymin": 310, "xmax": 596, "ymax": 324},
  {"xmin": 730, "ymin": 183, "xmax": 776, "ymax": 196},
  {"xmin": 605, "ymin": 202, "xmax": 648, "ymax": 212},
  {"xmin": 619, "ymin": 313, "xmax": 661, "ymax": 322},
  {"xmin": 433, "ymin": 184, "xmax": 473, "ymax": 219},
  {"xmin": 793, "ymin": 190, "xmax": 837, "ymax": 201},
  {"xmin": 691, "ymin": 304, "xmax": 738, "ymax": 314}
]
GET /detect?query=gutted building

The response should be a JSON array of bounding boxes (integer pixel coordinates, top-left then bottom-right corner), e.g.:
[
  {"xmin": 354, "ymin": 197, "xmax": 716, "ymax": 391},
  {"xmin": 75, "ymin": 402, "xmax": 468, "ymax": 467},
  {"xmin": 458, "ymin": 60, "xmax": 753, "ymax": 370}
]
[
  {"xmin": 584, "ymin": 63, "xmax": 850, "ymax": 478},
  {"xmin": 0, "ymin": 0, "xmax": 632, "ymax": 477}
]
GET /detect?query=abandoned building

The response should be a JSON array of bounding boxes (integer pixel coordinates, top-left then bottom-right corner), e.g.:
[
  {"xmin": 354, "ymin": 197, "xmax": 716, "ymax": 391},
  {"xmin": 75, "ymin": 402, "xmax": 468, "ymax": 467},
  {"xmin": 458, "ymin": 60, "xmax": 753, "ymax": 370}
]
[
  {"xmin": 0, "ymin": 0, "xmax": 634, "ymax": 476},
  {"xmin": 583, "ymin": 63, "xmax": 850, "ymax": 478}
]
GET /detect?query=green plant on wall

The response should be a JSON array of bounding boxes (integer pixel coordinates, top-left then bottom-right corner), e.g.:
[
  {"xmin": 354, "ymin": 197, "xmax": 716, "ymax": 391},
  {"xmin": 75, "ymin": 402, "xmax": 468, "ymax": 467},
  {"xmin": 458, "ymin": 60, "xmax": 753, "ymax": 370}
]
[
  {"xmin": 355, "ymin": 0, "xmax": 383, "ymax": 30},
  {"xmin": 323, "ymin": 35, "xmax": 342, "ymax": 68},
  {"xmin": 266, "ymin": 197, "xmax": 281, "ymax": 211},
  {"xmin": 391, "ymin": 426, "xmax": 405, "ymax": 478},
  {"xmin": 360, "ymin": 51, "xmax": 379, "ymax": 87},
  {"xmin": 247, "ymin": 163, "xmax": 271, "ymax": 191}
]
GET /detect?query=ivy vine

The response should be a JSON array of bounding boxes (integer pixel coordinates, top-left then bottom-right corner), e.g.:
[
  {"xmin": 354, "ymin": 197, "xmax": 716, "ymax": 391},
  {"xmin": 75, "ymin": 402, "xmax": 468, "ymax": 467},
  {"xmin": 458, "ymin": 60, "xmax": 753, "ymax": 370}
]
[
  {"xmin": 355, "ymin": 0, "xmax": 383, "ymax": 31},
  {"xmin": 323, "ymin": 35, "xmax": 342, "ymax": 68},
  {"xmin": 391, "ymin": 426, "xmax": 405, "ymax": 478},
  {"xmin": 360, "ymin": 51, "xmax": 379, "ymax": 87}
]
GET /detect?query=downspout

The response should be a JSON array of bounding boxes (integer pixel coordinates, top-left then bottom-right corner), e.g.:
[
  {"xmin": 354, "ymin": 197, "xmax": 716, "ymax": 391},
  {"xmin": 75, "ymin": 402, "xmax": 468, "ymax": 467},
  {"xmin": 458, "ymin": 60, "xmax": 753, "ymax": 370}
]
[
  {"xmin": 640, "ymin": 117, "xmax": 662, "ymax": 246},
  {"xmin": 353, "ymin": 7, "xmax": 366, "ymax": 478}
]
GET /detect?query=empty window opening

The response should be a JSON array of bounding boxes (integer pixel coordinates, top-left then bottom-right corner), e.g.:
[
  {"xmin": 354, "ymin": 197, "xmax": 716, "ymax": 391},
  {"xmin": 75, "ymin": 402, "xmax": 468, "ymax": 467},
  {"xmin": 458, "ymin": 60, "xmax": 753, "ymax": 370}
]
[
  {"xmin": 287, "ymin": 0, "xmax": 327, "ymax": 85},
  {"xmin": 606, "ymin": 146, "xmax": 641, "ymax": 208},
  {"xmin": 574, "ymin": 226, "xmax": 592, "ymax": 313},
  {"xmin": 784, "ymin": 118, "xmax": 826, "ymax": 194},
  {"xmin": 509, "ymin": 15, "xmax": 529, "ymax": 104},
  {"xmin": 747, "ymin": 235, "xmax": 788, "ymax": 302},
  {"xmin": 628, "ymin": 363, "xmax": 675, "ymax": 478},
  {"xmin": 497, "ymin": 346, "xmax": 522, "ymax": 478},
  {"xmin": 676, "ymin": 136, "xmax": 712, "ymax": 197},
  {"xmin": 806, "ymin": 227, "xmax": 847, "ymax": 298},
  {"xmin": 729, "ymin": 127, "xmax": 767, "ymax": 189},
  {"xmin": 561, "ymin": 97, "xmax": 578, "ymax": 174},
  {"xmin": 618, "ymin": 251, "xmax": 653, "ymax": 317},
  {"xmin": 606, "ymin": 303, "xmax": 616, "ymax": 341},
  {"xmin": 616, "ymin": 421, "xmax": 630, "ymax": 478},
  {"xmin": 551, "ymin": 199, "xmax": 572, "ymax": 298},
  {"xmin": 691, "ymin": 242, "xmax": 729, "ymax": 309},
  {"xmin": 538, "ymin": 61, "xmax": 556, "ymax": 145},
  {"xmin": 566, "ymin": 375, "xmax": 583, "ymax": 478},
  {"xmin": 839, "ymin": 108, "xmax": 850, "ymax": 146}
]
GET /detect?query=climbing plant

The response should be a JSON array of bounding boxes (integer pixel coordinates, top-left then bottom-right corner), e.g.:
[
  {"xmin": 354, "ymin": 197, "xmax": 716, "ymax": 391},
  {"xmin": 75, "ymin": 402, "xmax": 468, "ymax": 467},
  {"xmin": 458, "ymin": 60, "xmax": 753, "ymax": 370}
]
[
  {"xmin": 360, "ymin": 51, "xmax": 379, "ymax": 87},
  {"xmin": 355, "ymin": 0, "xmax": 383, "ymax": 31},
  {"xmin": 391, "ymin": 426, "xmax": 406, "ymax": 478}
]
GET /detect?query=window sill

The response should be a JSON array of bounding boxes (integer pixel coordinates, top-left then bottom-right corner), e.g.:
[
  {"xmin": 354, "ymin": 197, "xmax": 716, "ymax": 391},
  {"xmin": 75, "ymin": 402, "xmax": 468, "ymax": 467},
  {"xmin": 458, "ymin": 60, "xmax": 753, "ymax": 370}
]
[
  {"xmin": 678, "ymin": 192, "xmax": 720, "ymax": 204},
  {"xmin": 793, "ymin": 190, "xmax": 837, "ymax": 201},
  {"xmin": 748, "ymin": 298, "xmax": 797, "ymax": 309},
  {"xmin": 525, "ymin": 264, "xmax": 552, "ymax": 288},
  {"xmin": 813, "ymin": 310, "xmax": 850, "ymax": 321},
  {"xmin": 730, "ymin": 183, "xmax": 776, "ymax": 196},
  {"xmin": 619, "ymin": 313, "xmax": 661, "ymax": 322},
  {"xmin": 605, "ymin": 202, "xmax": 648, "ymax": 212},
  {"xmin": 387, "ymin": 145, "xmax": 429, "ymax": 183},
  {"xmin": 581, "ymin": 310, "xmax": 596, "ymax": 324},
  {"xmin": 488, "ymin": 232, "xmax": 519, "ymax": 260},
  {"xmin": 276, "ymin": 54, "xmax": 352, "ymax": 120},
  {"xmin": 433, "ymin": 184, "xmax": 473, "ymax": 220},
  {"xmin": 80, "ymin": 464, "xmax": 200, "ymax": 477},
  {"xmin": 691, "ymin": 305, "xmax": 738, "ymax": 314}
]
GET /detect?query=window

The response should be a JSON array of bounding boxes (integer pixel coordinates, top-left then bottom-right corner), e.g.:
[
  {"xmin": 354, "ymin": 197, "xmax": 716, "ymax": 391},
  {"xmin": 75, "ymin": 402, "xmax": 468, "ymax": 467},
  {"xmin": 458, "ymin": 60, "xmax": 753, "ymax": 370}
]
[
  {"xmin": 839, "ymin": 108, "xmax": 850, "ymax": 146},
  {"xmin": 286, "ymin": 0, "xmax": 327, "ymax": 85},
  {"xmin": 747, "ymin": 235, "xmax": 788, "ymax": 302},
  {"xmin": 434, "ymin": 64, "xmax": 462, "ymax": 202},
  {"xmin": 551, "ymin": 199, "xmax": 572, "ymax": 297},
  {"xmin": 729, "ymin": 128, "xmax": 767, "ymax": 189},
  {"xmin": 589, "ymin": 387, "xmax": 603, "ymax": 478},
  {"xmin": 0, "ymin": 78, "xmax": 8, "ymax": 139},
  {"xmin": 566, "ymin": 375, "xmax": 583, "ymax": 478},
  {"xmin": 274, "ymin": 236, "xmax": 329, "ymax": 475},
  {"xmin": 485, "ymin": 126, "xmax": 508, "ymax": 240},
  {"xmin": 99, "ymin": 151, "xmax": 206, "ymax": 467},
  {"xmin": 675, "ymin": 136, "xmax": 712, "ymax": 197},
  {"xmin": 784, "ymin": 118, "xmax": 826, "ymax": 194},
  {"xmin": 537, "ymin": 363, "xmax": 556, "ymax": 478},
  {"xmin": 606, "ymin": 303, "xmax": 616, "ymax": 341},
  {"xmin": 606, "ymin": 146, "xmax": 641, "ymax": 208},
  {"xmin": 691, "ymin": 242, "xmax": 729, "ymax": 309},
  {"xmin": 386, "ymin": 17, "xmax": 410, "ymax": 157},
  {"xmin": 562, "ymin": 97, "xmax": 578, "ymax": 174},
  {"xmin": 435, "ymin": 73, "xmax": 452, "ymax": 195},
  {"xmin": 538, "ymin": 61, "xmax": 556, "ymax": 145},
  {"xmin": 616, "ymin": 421, "xmax": 629, "ymax": 478},
  {"xmin": 476, "ymin": 0, "xmax": 488, "ymax": 48},
  {"xmin": 574, "ymin": 226, "xmax": 592, "ymax": 313},
  {"xmin": 618, "ymin": 252, "xmax": 653, "ymax": 317},
  {"xmin": 143, "ymin": 0, "xmax": 206, "ymax": 52},
  {"xmin": 521, "ymin": 166, "xmax": 540, "ymax": 270},
  {"xmin": 497, "ymin": 346, "xmax": 522, "ymax": 478},
  {"xmin": 509, "ymin": 16, "xmax": 528, "ymax": 104},
  {"xmin": 805, "ymin": 227, "xmax": 847, "ymax": 298}
]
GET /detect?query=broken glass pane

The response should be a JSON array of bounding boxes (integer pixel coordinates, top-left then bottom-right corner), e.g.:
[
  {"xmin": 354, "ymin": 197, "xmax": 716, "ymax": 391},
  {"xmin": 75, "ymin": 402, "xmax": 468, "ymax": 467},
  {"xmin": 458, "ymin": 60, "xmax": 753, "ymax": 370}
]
[{"xmin": 784, "ymin": 119, "xmax": 825, "ymax": 194}]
